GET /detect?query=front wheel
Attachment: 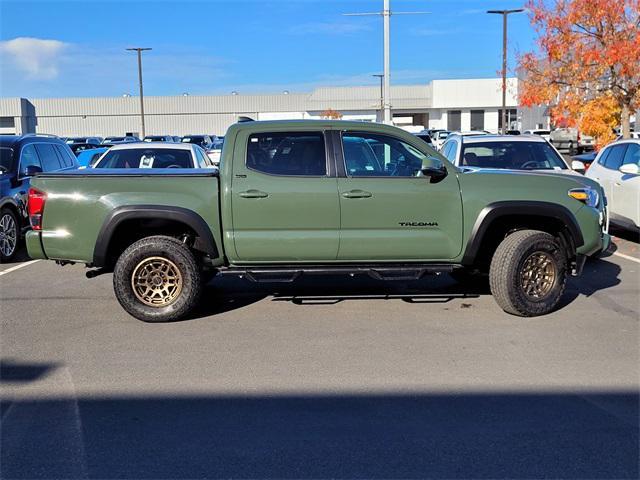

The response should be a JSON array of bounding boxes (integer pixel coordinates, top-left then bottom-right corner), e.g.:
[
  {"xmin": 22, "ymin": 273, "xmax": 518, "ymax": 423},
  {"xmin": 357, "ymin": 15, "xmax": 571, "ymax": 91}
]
[
  {"xmin": 113, "ymin": 236, "xmax": 202, "ymax": 322},
  {"xmin": 489, "ymin": 230, "xmax": 567, "ymax": 317}
]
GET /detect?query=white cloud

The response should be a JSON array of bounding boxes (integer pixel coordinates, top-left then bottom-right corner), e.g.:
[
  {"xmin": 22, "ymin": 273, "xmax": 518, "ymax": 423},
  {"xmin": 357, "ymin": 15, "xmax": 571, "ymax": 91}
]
[{"xmin": 0, "ymin": 37, "xmax": 67, "ymax": 80}]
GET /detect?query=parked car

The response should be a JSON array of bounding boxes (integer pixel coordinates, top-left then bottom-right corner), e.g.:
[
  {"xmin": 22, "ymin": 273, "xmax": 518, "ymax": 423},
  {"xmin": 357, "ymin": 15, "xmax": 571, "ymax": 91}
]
[
  {"xmin": 26, "ymin": 120, "xmax": 608, "ymax": 322},
  {"xmin": 93, "ymin": 142, "xmax": 213, "ymax": 169},
  {"xmin": 206, "ymin": 138, "xmax": 224, "ymax": 166},
  {"xmin": 76, "ymin": 147, "xmax": 109, "ymax": 168},
  {"xmin": 143, "ymin": 135, "xmax": 175, "ymax": 142},
  {"xmin": 440, "ymin": 134, "xmax": 586, "ymax": 173},
  {"xmin": 571, "ymin": 151, "xmax": 597, "ymax": 171},
  {"xmin": 505, "ymin": 130, "xmax": 521, "ymax": 135},
  {"xmin": 172, "ymin": 136, "xmax": 182, "ymax": 143},
  {"xmin": 181, "ymin": 135, "xmax": 213, "ymax": 150},
  {"xmin": 615, "ymin": 132, "xmax": 640, "ymax": 141},
  {"xmin": 586, "ymin": 139, "xmax": 640, "ymax": 231},
  {"xmin": 65, "ymin": 136, "xmax": 102, "ymax": 146},
  {"xmin": 523, "ymin": 129, "xmax": 551, "ymax": 141},
  {"xmin": 68, "ymin": 142, "xmax": 103, "ymax": 155},
  {"xmin": 413, "ymin": 132, "xmax": 433, "ymax": 145},
  {"xmin": 550, "ymin": 128, "xmax": 594, "ymax": 154},
  {"xmin": 0, "ymin": 134, "xmax": 78, "ymax": 261},
  {"xmin": 432, "ymin": 130, "xmax": 451, "ymax": 150},
  {"xmin": 103, "ymin": 136, "xmax": 139, "ymax": 144}
]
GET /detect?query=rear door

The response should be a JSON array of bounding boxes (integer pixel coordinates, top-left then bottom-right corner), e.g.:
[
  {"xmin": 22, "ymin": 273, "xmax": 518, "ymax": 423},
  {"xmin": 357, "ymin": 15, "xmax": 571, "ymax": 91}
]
[
  {"xmin": 230, "ymin": 128, "xmax": 340, "ymax": 262},
  {"xmin": 335, "ymin": 129, "xmax": 463, "ymax": 261}
]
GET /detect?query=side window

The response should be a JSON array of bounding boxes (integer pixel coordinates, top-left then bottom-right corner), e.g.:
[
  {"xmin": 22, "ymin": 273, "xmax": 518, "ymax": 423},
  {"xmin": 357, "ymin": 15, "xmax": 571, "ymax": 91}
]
[
  {"xmin": 35, "ymin": 144, "xmax": 63, "ymax": 171},
  {"xmin": 342, "ymin": 132, "xmax": 426, "ymax": 177},
  {"xmin": 597, "ymin": 147, "xmax": 611, "ymax": 166},
  {"xmin": 622, "ymin": 143, "xmax": 640, "ymax": 166},
  {"xmin": 247, "ymin": 132, "xmax": 326, "ymax": 176},
  {"xmin": 602, "ymin": 145, "xmax": 627, "ymax": 170},
  {"xmin": 441, "ymin": 141, "xmax": 452, "ymax": 159},
  {"xmin": 20, "ymin": 144, "xmax": 42, "ymax": 174},
  {"xmin": 195, "ymin": 147, "xmax": 211, "ymax": 167},
  {"xmin": 54, "ymin": 144, "xmax": 76, "ymax": 168}
]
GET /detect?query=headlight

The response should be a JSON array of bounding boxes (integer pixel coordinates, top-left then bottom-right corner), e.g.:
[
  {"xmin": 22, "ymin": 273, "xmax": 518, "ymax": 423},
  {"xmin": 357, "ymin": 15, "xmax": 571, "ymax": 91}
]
[{"xmin": 568, "ymin": 187, "xmax": 599, "ymax": 208}]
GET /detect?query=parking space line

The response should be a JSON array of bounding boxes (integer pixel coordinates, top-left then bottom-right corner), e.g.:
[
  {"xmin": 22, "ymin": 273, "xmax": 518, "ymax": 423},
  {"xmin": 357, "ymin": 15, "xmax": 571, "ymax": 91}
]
[
  {"xmin": 0, "ymin": 260, "xmax": 40, "ymax": 277},
  {"xmin": 613, "ymin": 252, "xmax": 640, "ymax": 264}
]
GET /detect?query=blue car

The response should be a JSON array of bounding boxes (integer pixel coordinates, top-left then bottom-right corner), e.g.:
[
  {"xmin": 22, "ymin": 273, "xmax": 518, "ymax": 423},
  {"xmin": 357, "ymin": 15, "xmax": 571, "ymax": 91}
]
[
  {"xmin": 0, "ymin": 134, "xmax": 78, "ymax": 261},
  {"xmin": 76, "ymin": 147, "xmax": 109, "ymax": 168}
]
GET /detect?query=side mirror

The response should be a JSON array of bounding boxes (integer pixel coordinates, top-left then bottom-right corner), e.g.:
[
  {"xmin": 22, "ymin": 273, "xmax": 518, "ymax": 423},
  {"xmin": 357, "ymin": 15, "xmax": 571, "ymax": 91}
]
[
  {"xmin": 571, "ymin": 160, "xmax": 586, "ymax": 172},
  {"xmin": 619, "ymin": 163, "xmax": 639, "ymax": 175},
  {"xmin": 420, "ymin": 157, "xmax": 448, "ymax": 183},
  {"xmin": 22, "ymin": 165, "xmax": 43, "ymax": 177}
]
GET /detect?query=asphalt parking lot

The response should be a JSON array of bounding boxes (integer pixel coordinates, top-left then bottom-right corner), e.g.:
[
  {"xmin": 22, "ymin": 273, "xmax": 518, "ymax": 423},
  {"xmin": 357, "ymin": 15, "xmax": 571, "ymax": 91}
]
[{"xmin": 1, "ymin": 228, "xmax": 639, "ymax": 478}]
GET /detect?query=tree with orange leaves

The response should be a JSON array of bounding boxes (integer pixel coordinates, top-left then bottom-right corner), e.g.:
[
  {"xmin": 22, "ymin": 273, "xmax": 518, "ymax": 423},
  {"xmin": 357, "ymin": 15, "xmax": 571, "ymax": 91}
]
[
  {"xmin": 320, "ymin": 109, "xmax": 343, "ymax": 120},
  {"xmin": 519, "ymin": 0, "xmax": 640, "ymax": 146}
]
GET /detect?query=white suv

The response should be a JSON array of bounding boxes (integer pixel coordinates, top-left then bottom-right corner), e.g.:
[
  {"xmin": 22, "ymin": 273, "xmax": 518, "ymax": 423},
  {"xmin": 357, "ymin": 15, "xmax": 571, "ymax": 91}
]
[{"xmin": 586, "ymin": 139, "xmax": 640, "ymax": 231}]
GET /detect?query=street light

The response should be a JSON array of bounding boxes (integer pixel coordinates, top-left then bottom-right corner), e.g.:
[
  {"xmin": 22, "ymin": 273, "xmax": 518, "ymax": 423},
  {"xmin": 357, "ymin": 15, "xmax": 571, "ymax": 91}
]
[
  {"xmin": 345, "ymin": 0, "xmax": 429, "ymax": 125},
  {"xmin": 487, "ymin": 9, "xmax": 524, "ymax": 134},
  {"xmin": 126, "ymin": 47, "xmax": 152, "ymax": 138},
  {"xmin": 372, "ymin": 74, "xmax": 384, "ymax": 119}
]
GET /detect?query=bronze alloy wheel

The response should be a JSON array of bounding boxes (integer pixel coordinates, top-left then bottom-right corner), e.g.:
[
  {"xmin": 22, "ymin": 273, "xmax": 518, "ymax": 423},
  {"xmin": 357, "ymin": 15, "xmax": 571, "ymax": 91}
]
[
  {"xmin": 131, "ymin": 256, "xmax": 183, "ymax": 307},
  {"xmin": 519, "ymin": 251, "xmax": 557, "ymax": 299}
]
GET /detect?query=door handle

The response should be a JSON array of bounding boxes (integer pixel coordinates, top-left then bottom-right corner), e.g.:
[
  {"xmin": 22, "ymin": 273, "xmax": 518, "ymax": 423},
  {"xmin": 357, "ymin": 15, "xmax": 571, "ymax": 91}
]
[
  {"xmin": 614, "ymin": 182, "xmax": 622, "ymax": 187},
  {"xmin": 239, "ymin": 189, "xmax": 269, "ymax": 198},
  {"xmin": 342, "ymin": 189, "xmax": 372, "ymax": 199}
]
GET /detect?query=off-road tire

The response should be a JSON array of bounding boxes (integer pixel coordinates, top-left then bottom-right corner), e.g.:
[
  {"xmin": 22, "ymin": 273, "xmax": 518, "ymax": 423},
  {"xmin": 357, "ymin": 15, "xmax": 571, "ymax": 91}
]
[
  {"xmin": 489, "ymin": 230, "xmax": 567, "ymax": 317},
  {"xmin": 113, "ymin": 235, "xmax": 202, "ymax": 322},
  {"xmin": 0, "ymin": 208, "xmax": 20, "ymax": 263}
]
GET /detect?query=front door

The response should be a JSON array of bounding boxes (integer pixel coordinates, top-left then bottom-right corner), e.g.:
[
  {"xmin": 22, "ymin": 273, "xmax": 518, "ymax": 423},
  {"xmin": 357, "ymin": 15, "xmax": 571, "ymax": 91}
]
[
  {"xmin": 614, "ymin": 142, "xmax": 640, "ymax": 224},
  {"xmin": 231, "ymin": 129, "xmax": 340, "ymax": 262},
  {"xmin": 335, "ymin": 130, "xmax": 463, "ymax": 261}
]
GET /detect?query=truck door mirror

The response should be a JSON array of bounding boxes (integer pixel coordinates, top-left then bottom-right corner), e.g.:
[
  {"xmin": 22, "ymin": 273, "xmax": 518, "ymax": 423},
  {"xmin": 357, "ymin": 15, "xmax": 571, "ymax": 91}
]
[{"xmin": 420, "ymin": 157, "xmax": 447, "ymax": 183}]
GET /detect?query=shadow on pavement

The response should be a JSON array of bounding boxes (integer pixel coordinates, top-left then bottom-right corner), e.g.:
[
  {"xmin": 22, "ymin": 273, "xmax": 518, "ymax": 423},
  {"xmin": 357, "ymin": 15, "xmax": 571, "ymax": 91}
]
[
  {"xmin": 0, "ymin": 359, "xmax": 59, "ymax": 383},
  {"xmin": 1, "ymin": 391, "xmax": 637, "ymax": 478},
  {"xmin": 189, "ymin": 257, "xmax": 621, "ymax": 319}
]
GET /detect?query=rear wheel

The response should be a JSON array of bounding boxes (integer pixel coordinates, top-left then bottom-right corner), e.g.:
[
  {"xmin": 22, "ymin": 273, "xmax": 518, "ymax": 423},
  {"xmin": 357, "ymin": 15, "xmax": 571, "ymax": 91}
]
[
  {"xmin": 0, "ymin": 208, "xmax": 19, "ymax": 262},
  {"xmin": 489, "ymin": 230, "xmax": 567, "ymax": 317},
  {"xmin": 113, "ymin": 235, "xmax": 202, "ymax": 322}
]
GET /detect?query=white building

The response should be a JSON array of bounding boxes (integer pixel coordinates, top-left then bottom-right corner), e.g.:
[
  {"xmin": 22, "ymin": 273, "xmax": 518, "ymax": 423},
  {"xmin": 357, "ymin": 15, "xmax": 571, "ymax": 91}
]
[{"xmin": 1, "ymin": 77, "xmax": 537, "ymax": 137}]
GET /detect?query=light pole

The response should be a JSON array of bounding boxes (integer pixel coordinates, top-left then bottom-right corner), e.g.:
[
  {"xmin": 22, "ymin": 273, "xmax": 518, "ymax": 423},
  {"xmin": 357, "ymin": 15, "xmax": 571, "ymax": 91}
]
[
  {"xmin": 126, "ymin": 47, "xmax": 152, "ymax": 138},
  {"xmin": 487, "ymin": 9, "xmax": 523, "ymax": 134},
  {"xmin": 372, "ymin": 74, "xmax": 384, "ymax": 120},
  {"xmin": 345, "ymin": 1, "xmax": 429, "ymax": 125}
]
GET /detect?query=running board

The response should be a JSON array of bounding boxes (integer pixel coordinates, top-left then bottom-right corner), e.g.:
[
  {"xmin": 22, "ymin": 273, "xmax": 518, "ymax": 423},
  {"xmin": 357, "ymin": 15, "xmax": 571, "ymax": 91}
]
[{"xmin": 219, "ymin": 264, "xmax": 459, "ymax": 283}]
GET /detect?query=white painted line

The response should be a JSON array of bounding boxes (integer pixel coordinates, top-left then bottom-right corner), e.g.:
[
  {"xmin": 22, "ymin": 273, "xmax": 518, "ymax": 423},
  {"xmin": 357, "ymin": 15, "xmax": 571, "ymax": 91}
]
[
  {"xmin": 0, "ymin": 259, "xmax": 40, "ymax": 276},
  {"xmin": 613, "ymin": 252, "xmax": 640, "ymax": 265}
]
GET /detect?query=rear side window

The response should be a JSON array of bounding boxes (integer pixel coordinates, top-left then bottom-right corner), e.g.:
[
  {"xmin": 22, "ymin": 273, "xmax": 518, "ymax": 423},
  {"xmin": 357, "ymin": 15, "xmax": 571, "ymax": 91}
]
[
  {"xmin": 96, "ymin": 148, "xmax": 193, "ymax": 169},
  {"xmin": 54, "ymin": 144, "xmax": 76, "ymax": 168},
  {"xmin": 247, "ymin": 132, "xmax": 326, "ymax": 176},
  {"xmin": 601, "ymin": 145, "xmax": 627, "ymax": 170},
  {"xmin": 34, "ymin": 144, "xmax": 62, "ymax": 171}
]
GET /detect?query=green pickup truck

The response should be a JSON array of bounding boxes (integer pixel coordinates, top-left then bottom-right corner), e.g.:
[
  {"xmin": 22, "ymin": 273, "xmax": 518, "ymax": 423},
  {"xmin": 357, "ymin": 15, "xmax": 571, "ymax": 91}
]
[{"xmin": 26, "ymin": 120, "xmax": 609, "ymax": 322}]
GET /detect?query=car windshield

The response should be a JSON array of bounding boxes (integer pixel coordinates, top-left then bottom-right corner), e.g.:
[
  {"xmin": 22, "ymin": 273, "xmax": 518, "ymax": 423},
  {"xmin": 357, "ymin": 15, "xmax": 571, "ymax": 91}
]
[
  {"xmin": 104, "ymin": 137, "xmax": 125, "ymax": 142},
  {"xmin": 461, "ymin": 141, "xmax": 567, "ymax": 170},
  {"xmin": 0, "ymin": 147, "xmax": 14, "ymax": 173},
  {"xmin": 95, "ymin": 148, "xmax": 193, "ymax": 169}
]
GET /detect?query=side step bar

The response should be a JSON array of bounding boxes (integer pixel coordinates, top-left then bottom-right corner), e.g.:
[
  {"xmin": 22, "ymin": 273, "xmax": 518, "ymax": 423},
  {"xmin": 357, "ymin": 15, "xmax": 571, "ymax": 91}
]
[{"xmin": 218, "ymin": 264, "xmax": 460, "ymax": 283}]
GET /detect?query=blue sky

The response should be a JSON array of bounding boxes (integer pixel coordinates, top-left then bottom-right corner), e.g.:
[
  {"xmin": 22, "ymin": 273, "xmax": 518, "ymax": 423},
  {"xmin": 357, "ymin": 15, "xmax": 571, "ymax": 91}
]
[{"xmin": 0, "ymin": 0, "xmax": 535, "ymax": 98}]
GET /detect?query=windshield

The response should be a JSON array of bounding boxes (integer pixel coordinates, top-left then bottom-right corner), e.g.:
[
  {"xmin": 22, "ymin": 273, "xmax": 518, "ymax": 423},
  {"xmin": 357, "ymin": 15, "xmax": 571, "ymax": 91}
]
[
  {"xmin": 104, "ymin": 137, "xmax": 125, "ymax": 143},
  {"xmin": 0, "ymin": 147, "xmax": 14, "ymax": 173},
  {"xmin": 461, "ymin": 141, "xmax": 567, "ymax": 170},
  {"xmin": 95, "ymin": 148, "xmax": 193, "ymax": 168}
]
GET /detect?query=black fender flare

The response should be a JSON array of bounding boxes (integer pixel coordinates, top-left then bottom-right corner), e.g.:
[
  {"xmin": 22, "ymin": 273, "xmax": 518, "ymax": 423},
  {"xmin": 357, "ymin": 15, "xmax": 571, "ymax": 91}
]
[
  {"xmin": 92, "ymin": 205, "xmax": 219, "ymax": 267},
  {"xmin": 461, "ymin": 201, "xmax": 584, "ymax": 266}
]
